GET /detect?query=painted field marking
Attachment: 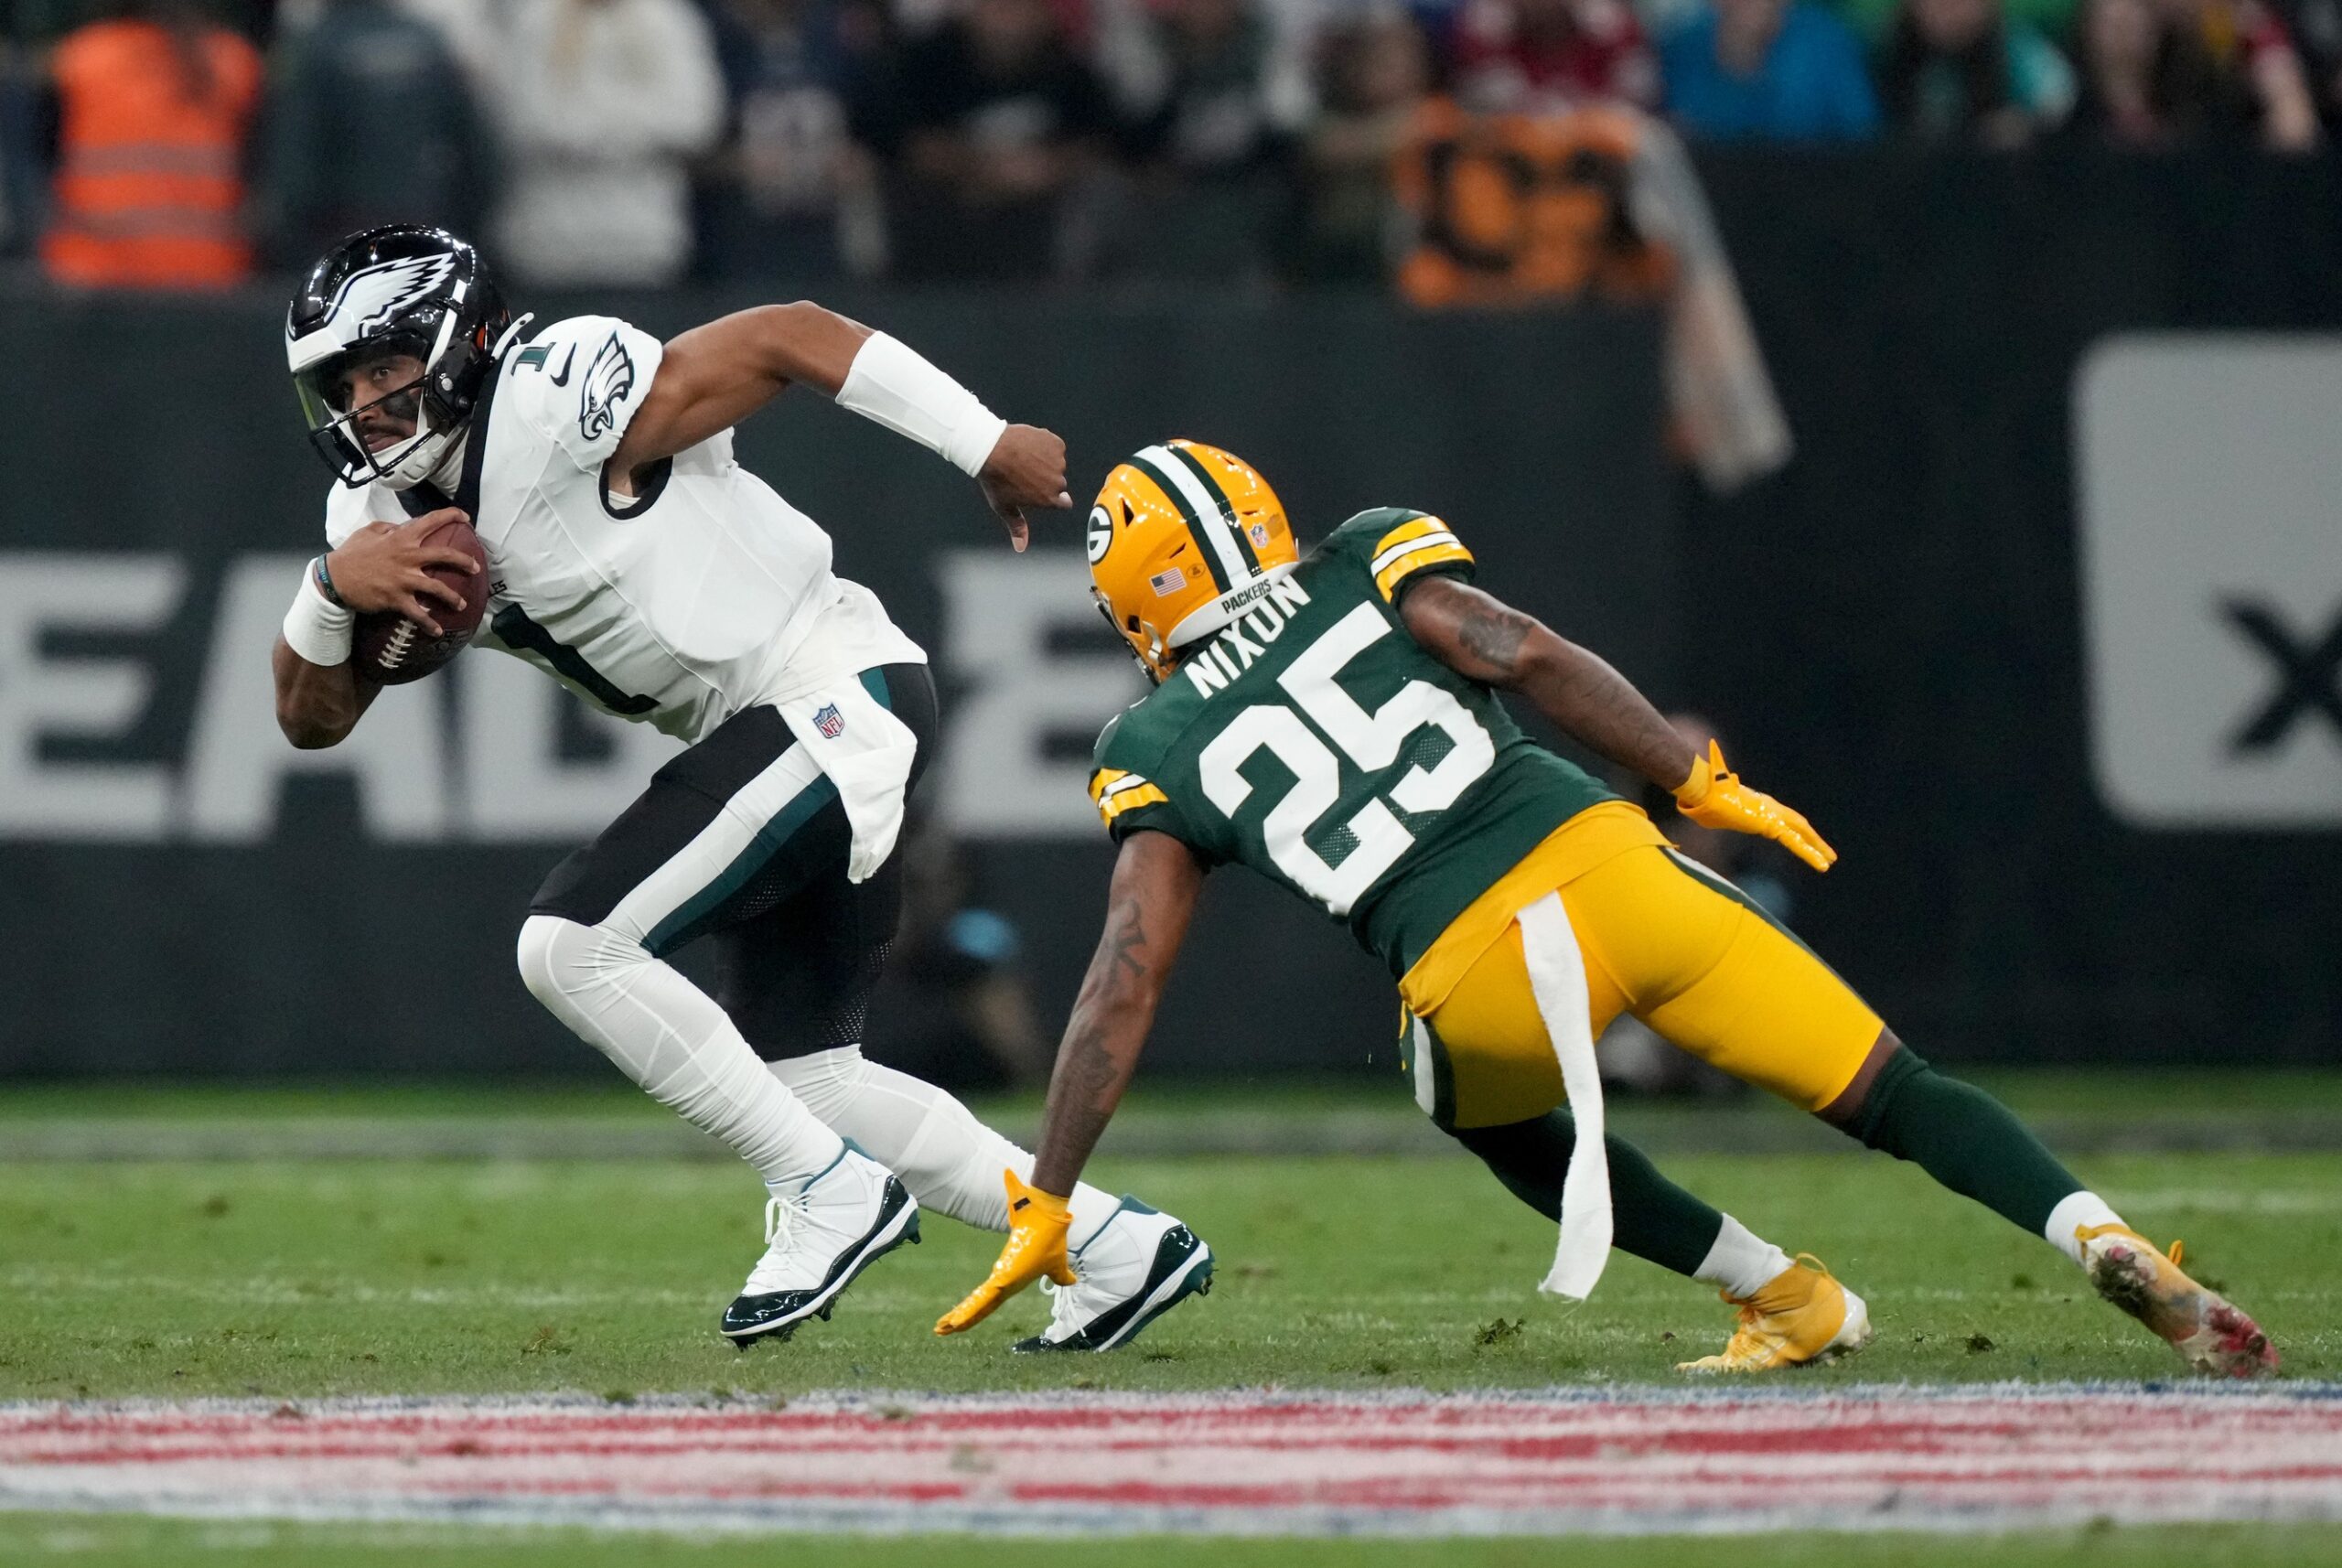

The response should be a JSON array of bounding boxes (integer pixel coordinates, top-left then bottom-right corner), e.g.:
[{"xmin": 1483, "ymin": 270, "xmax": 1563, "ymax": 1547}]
[{"xmin": 4, "ymin": 1384, "xmax": 2340, "ymax": 1539}]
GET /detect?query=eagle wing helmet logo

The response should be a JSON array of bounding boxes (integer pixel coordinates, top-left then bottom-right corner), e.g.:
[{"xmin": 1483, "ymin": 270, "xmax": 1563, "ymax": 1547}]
[
  {"xmin": 294, "ymin": 252, "xmax": 460, "ymax": 352},
  {"xmin": 578, "ymin": 332, "xmax": 637, "ymax": 442}
]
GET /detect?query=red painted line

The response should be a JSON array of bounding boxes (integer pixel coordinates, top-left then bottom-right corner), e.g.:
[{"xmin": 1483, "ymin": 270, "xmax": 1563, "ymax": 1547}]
[{"xmin": 9, "ymin": 1388, "xmax": 2342, "ymax": 1540}]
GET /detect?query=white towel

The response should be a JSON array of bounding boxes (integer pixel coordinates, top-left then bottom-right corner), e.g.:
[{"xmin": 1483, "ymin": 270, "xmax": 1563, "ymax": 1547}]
[
  {"xmin": 772, "ymin": 677, "xmax": 919, "ymax": 883},
  {"xmin": 756, "ymin": 578, "xmax": 929, "ymax": 884},
  {"xmin": 1517, "ymin": 892, "xmax": 1612, "ymax": 1300}
]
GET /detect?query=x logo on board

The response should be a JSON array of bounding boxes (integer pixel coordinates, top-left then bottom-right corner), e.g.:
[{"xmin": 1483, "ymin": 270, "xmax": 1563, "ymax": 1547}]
[{"xmin": 2222, "ymin": 599, "xmax": 2342, "ymax": 753}]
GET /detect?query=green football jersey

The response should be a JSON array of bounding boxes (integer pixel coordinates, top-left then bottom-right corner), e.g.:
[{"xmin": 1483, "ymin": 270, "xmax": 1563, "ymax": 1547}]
[{"xmin": 1088, "ymin": 507, "xmax": 1618, "ymax": 980}]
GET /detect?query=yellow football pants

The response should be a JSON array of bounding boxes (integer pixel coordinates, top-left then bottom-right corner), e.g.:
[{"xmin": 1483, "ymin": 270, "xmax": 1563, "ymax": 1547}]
[{"xmin": 1399, "ymin": 836, "xmax": 1883, "ymax": 1131}]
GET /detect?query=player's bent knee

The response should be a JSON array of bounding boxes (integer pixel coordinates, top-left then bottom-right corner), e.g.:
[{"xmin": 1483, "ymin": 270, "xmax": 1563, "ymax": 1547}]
[
  {"xmin": 516, "ymin": 913, "xmax": 647, "ymax": 1013},
  {"xmin": 1841, "ymin": 1042, "xmax": 1932, "ymax": 1151},
  {"xmin": 515, "ymin": 914, "xmax": 576, "ymax": 1011},
  {"xmin": 766, "ymin": 1045, "xmax": 872, "ymax": 1120}
]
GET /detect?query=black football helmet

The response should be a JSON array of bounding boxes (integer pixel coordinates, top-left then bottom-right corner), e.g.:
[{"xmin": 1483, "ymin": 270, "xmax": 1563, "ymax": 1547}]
[{"xmin": 286, "ymin": 225, "xmax": 514, "ymax": 489}]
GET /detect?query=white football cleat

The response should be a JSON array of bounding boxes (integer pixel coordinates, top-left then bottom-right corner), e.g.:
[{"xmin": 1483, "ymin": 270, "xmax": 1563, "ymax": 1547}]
[
  {"xmin": 1015, "ymin": 1197, "xmax": 1213, "ymax": 1354},
  {"xmin": 722, "ymin": 1144, "xmax": 919, "ymax": 1344}
]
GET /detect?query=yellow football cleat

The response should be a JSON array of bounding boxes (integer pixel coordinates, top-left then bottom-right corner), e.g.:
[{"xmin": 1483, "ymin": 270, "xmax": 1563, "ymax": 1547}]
[
  {"xmin": 2077, "ymin": 1224, "xmax": 2278, "ymax": 1379},
  {"xmin": 1676, "ymin": 1254, "xmax": 1873, "ymax": 1374}
]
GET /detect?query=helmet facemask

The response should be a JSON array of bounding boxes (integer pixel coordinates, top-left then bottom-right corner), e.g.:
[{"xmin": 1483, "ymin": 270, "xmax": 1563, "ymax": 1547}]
[
  {"xmin": 295, "ymin": 330, "xmax": 464, "ymax": 490},
  {"xmin": 1093, "ymin": 585, "xmax": 1174, "ymax": 684}
]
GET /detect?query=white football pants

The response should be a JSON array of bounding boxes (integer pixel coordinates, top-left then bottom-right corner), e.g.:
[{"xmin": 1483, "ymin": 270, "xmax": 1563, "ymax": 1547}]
[{"xmin": 517, "ymin": 912, "xmax": 844, "ymax": 1189}]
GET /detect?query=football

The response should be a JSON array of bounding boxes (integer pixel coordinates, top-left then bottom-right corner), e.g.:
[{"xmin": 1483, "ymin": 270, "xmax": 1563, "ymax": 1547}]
[{"xmin": 351, "ymin": 516, "xmax": 489, "ymax": 685}]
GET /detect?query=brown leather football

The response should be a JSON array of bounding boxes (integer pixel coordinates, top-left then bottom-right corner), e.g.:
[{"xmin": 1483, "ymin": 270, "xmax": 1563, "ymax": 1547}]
[{"xmin": 351, "ymin": 517, "xmax": 489, "ymax": 685}]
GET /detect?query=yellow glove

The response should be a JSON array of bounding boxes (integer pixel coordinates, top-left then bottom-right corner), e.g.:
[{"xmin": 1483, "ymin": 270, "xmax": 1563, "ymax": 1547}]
[
  {"xmin": 933, "ymin": 1170, "xmax": 1079, "ymax": 1337},
  {"xmin": 1674, "ymin": 740, "xmax": 1838, "ymax": 874}
]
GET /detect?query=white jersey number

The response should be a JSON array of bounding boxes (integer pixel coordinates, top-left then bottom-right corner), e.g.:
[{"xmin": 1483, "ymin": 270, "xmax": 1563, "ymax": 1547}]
[{"xmin": 1198, "ymin": 603, "xmax": 1495, "ymax": 916}]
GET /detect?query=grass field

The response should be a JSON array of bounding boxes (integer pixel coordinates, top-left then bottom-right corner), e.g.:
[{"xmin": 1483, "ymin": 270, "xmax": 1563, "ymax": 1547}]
[
  {"xmin": 2, "ymin": 1073, "xmax": 2337, "ymax": 1562},
  {"xmin": 4, "ymin": 1149, "xmax": 2336, "ymax": 1399}
]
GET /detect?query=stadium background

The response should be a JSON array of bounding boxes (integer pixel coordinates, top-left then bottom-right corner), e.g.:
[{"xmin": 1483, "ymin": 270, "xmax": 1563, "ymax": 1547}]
[{"xmin": 0, "ymin": 2, "xmax": 2336, "ymax": 1088}]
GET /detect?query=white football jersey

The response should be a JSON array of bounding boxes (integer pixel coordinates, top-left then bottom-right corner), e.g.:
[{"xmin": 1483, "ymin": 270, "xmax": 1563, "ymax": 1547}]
[{"xmin": 324, "ymin": 314, "xmax": 924, "ymax": 743}]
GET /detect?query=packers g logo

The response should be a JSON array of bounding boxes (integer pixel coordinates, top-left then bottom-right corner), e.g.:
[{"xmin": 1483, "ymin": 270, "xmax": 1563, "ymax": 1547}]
[{"xmin": 1086, "ymin": 505, "xmax": 1112, "ymax": 564}]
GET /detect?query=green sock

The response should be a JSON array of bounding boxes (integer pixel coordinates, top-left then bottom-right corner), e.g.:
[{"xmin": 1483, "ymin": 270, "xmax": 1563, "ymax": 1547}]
[
  {"xmin": 1843, "ymin": 1047, "xmax": 2083, "ymax": 1236},
  {"xmin": 1449, "ymin": 1111, "xmax": 1722, "ymax": 1278}
]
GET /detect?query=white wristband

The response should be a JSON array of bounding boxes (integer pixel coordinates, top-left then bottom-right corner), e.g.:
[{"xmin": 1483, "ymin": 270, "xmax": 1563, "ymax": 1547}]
[
  {"xmin": 835, "ymin": 331, "xmax": 1008, "ymax": 478},
  {"xmin": 283, "ymin": 563, "xmax": 355, "ymax": 667}
]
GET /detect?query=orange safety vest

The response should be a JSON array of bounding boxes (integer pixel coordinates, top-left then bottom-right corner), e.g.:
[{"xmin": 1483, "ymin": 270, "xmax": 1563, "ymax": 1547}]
[
  {"xmin": 40, "ymin": 20, "xmax": 263, "ymax": 290},
  {"xmin": 1392, "ymin": 99, "xmax": 1676, "ymax": 309}
]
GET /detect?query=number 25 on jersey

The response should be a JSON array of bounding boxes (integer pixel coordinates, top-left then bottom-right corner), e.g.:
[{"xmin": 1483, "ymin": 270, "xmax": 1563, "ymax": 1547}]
[{"xmin": 1199, "ymin": 603, "xmax": 1494, "ymax": 915}]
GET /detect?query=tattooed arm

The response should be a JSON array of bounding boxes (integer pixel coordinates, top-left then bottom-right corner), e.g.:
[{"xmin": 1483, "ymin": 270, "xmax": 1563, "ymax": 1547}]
[
  {"xmin": 1398, "ymin": 575, "xmax": 1697, "ymax": 792},
  {"xmin": 1027, "ymin": 829, "xmax": 1206, "ymax": 1196}
]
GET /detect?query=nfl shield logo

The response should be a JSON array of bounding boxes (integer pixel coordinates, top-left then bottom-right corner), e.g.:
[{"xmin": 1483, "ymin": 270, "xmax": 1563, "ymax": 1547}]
[
  {"xmin": 814, "ymin": 703, "xmax": 844, "ymax": 739},
  {"xmin": 1248, "ymin": 521, "xmax": 1271, "ymax": 548}
]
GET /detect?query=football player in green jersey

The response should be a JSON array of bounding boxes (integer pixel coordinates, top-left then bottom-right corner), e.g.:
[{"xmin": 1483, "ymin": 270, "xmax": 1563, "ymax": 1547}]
[{"xmin": 938, "ymin": 441, "xmax": 2275, "ymax": 1378}]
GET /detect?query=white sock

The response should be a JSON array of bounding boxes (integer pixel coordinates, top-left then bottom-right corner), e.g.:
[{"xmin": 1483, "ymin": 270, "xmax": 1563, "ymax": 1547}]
[
  {"xmin": 1693, "ymin": 1214, "xmax": 1794, "ymax": 1300},
  {"xmin": 2044, "ymin": 1190, "xmax": 2124, "ymax": 1266},
  {"xmin": 516, "ymin": 915, "xmax": 844, "ymax": 1188},
  {"xmin": 768, "ymin": 1046, "xmax": 1123, "ymax": 1248}
]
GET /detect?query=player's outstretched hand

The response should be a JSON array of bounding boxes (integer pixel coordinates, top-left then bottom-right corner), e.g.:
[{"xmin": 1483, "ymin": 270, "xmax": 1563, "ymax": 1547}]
[
  {"xmin": 977, "ymin": 424, "xmax": 1072, "ymax": 553},
  {"xmin": 324, "ymin": 510, "xmax": 480, "ymax": 636},
  {"xmin": 934, "ymin": 1170, "xmax": 1079, "ymax": 1337},
  {"xmin": 1674, "ymin": 740, "xmax": 1839, "ymax": 874}
]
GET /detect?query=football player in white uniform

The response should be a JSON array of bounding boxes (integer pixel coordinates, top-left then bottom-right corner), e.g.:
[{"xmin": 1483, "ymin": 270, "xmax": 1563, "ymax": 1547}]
[{"xmin": 269, "ymin": 225, "xmax": 1212, "ymax": 1351}]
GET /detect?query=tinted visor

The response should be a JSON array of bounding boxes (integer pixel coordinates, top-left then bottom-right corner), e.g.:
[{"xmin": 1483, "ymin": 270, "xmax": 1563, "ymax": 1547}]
[{"xmin": 294, "ymin": 332, "xmax": 433, "ymax": 427}]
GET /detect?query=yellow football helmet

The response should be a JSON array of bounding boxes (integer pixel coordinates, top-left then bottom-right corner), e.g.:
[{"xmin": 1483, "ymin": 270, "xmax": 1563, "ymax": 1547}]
[{"xmin": 1089, "ymin": 440, "xmax": 1299, "ymax": 681}]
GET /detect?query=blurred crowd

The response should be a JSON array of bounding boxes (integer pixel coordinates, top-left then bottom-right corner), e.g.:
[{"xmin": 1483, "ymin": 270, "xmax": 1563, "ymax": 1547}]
[{"xmin": 0, "ymin": 0, "xmax": 2330, "ymax": 292}]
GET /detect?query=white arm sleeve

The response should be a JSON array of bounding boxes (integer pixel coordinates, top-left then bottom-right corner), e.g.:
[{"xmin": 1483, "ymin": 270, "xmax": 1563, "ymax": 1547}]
[{"xmin": 834, "ymin": 332, "xmax": 1008, "ymax": 478}]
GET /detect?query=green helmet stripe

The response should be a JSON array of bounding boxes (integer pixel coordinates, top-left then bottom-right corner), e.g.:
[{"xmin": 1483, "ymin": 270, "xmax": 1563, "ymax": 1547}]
[
  {"xmin": 1166, "ymin": 443, "xmax": 1264, "ymax": 575},
  {"xmin": 1127, "ymin": 452, "xmax": 1233, "ymax": 594}
]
